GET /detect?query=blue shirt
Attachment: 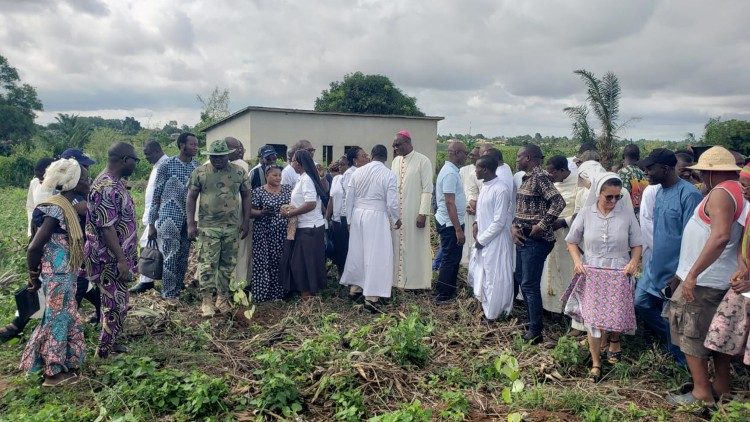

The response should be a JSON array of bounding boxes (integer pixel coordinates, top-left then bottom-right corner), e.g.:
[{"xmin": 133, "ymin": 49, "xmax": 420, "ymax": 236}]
[
  {"xmin": 638, "ymin": 179, "xmax": 703, "ymax": 297},
  {"xmin": 435, "ymin": 161, "xmax": 466, "ymax": 227}
]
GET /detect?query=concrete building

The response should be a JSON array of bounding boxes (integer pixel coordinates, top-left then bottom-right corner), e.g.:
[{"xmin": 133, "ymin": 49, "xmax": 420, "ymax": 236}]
[{"xmin": 201, "ymin": 106, "xmax": 443, "ymax": 166}]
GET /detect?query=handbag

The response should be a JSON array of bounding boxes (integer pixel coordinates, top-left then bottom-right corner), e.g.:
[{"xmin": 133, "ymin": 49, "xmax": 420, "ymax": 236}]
[
  {"xmin": 15, "ymin": 286, "xmax": 46, "ymax": 321},
  {"xmin": 138, "ymin": 239, "xmax": 163, "ymax": 280}
]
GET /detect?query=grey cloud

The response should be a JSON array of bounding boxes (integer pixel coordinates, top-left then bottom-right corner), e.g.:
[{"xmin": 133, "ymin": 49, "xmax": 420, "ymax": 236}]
[{"xmin": 64, "ymin": 0, "xmax": 110, "ymax": 17}]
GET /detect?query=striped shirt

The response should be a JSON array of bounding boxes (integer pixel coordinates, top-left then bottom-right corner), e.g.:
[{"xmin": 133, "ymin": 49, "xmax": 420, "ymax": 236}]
[{"xmin": 513, "ymin": 167, "xmax": 565, "ymax": 242}]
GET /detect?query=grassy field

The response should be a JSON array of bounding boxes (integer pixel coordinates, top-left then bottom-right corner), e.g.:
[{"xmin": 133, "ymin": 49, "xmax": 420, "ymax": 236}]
[{"xmin": 0, "ymin": 186, "xmax": 749, "ymax": 421}]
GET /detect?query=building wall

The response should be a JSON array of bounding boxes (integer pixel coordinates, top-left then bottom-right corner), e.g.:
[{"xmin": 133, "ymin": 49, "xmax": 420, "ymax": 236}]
[
  {"xmin": 203, "ymin": 116, "xmax": 252, "ymax": 159},
  {"xmin": 247, "ymin": 110, "xmax": 439, "ymax": 168}
]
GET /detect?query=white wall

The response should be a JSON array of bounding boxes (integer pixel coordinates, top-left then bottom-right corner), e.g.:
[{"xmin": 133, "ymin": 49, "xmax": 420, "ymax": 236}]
[
  {"xmin": 248, "ymin": 111, "xmax": 439, "ymax": 167},
  {"xmin": 203, "ymin": 116, "xmax": 252, "ymax": 159}
]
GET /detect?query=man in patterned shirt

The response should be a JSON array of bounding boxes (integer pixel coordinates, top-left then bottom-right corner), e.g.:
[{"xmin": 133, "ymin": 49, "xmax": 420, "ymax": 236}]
[
  {"xmin": 186, "ymin": 140, "xmax": 252, "ymax": 317},
  {"xmin": 618, "ymin": 144, "xmax": 649, "ymax": 217},
  {"xmin": 85, "ymin": 142, "xmax": 138, "ymax": 358},
  {"xmin": 148, "ymin": 132, "xmax": 199, "ymax": 302},
  {"xmin": 512, "ymin": 144, "xmax": 565, "ymax": 344}
]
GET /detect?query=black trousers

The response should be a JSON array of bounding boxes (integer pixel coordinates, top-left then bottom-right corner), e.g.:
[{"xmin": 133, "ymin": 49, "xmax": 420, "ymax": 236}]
[{"xmin": 435, "ymin": 223, "xmax": 464, "ymax": 300}]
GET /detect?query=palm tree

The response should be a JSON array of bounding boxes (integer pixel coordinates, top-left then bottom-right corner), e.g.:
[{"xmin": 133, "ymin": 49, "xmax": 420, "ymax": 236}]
[
  {"xmin": 563, "ymin": 105, "xmax": 596, "ymax": 146},
  {"xmin": 569, "ymin": 69, "xmax": 624, "ymax": 168}
]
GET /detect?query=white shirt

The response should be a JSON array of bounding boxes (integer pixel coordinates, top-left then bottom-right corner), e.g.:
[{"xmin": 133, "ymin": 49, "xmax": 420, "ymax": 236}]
[
  {"xmin": 143, "ymin": 154, "xmax": 170, "ymax": 225},
  {"xmin": 291, "ymin": 173, "xmax": 325, "ymax": 228},
  {"xmin": 281, "ymin": 164, "xmax": 299, "ymax": 186},
  {"xmin": 330, "ymin": 174, "xmax": 345, "ymax": 222}
]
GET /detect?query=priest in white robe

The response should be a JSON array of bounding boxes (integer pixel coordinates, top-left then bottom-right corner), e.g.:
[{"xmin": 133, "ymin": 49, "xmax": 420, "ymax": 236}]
[
  {"xmin": 540, "ymin": 155, "xmax": 578, "ymax": 313},
  {"xmin": 459, "ymin": 146, "xmax": 482, "ymax": 266},
  {"xmin": 391, "ymin": 130, "xmax": 433, "ymax": 290},
  {"xmin": 340, "ymin": 145, "xmax": 401, "ymax": 311},
  {"xmin": 469, "ymin": 155, "xmax": 514, "ymax": 320}
]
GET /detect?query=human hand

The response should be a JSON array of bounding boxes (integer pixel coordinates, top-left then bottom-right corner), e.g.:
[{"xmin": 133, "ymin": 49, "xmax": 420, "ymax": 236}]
[
  {"xmin": 239, "ymin": 221, "xmax": 250, "ymax": 240},
  {"xmin": 187, "ymin": 222, "xmax": 198, "ymax": 241},
  {"xmin": 552, "ymin": 219, "xmax": 566, "ymax": 231},
  {"xmin": 416, "ymin": 214, "xmax": 426, "ymax": 229},
  {"xmin": 116, "ymin": 260, "xmax": 132, "ymax": 283},
  {"xmin": 262, "ymin": 207, "xmax": 274, "ymax": 216},
  {"xmin": 681, "ymin": 274, "xmax": 697, "ymax": 302},
  {"xmin": 731, "ymin": 277, "xmax": 750, "ymax": 294},
  {"xmin": 730, "ymin": 263, "xmax": 749, "ymax": 284},
  {"xmin": 472, "ymin": 223, "xmax": 478, "ymax": 240},
  {"xmin": 394, "ymin": 219, "xmax": 402, "ymax": 230},
  {"xmin": 27, "ymin": 271, "xmax": 41, "ymax": 292},
  {"xmin": 148, "ymin": 224, "xmax": 157, "ymax": 240},
  {"xmin": 573, "ymin": 260, "xmax": 586, "ymax": 275},
  {"xmin": 456, "ymin": 228, "xmax": 465, "ymax": 246},
  {"xmin": 623, "ymin": 260, "xmax": 638, "ymax": 276},
  {"xmin": 475, "ymin": 241, "xmax": 484, "ymax": 250},
  {"xmin": 511, "ymin": 226, "xmax": 526, "ymax": 246},
  {"xmin": 529, "ymin": 224, "xmax": 545, "ymax": 239}
]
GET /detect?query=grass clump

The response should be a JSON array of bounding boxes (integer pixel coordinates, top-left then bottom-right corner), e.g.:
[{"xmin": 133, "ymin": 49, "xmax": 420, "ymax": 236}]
[
  {"xmin": 385, "ymin": 309, "xmax": 433, "ymax": 367},
  {"xmin": 369, "ymin": 399, "xmax": 432, "ymax": 422}
]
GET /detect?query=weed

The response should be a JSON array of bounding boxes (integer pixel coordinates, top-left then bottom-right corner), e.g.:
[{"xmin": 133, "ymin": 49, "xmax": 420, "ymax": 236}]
[
  {"xmin": 712, "ymin": 400, "xmax": 750, "ymax": 422},
  {"xmin": 251, "ymin": 371, "xmax": 303, "ymax": 417},
  {"xmin": 439, "ymin": 390, "xmax": 469, "ymax": 421},
  {"xmin": 369, "ymin": 399, "xmax": 433, "ymax": 422},
  {"xmin": 551, "ymin": 335, "xmax": 583, "ymax": 369},
  {"xmin": 385, "ymin": 310, "xmax": 433, "ymax": 367}
]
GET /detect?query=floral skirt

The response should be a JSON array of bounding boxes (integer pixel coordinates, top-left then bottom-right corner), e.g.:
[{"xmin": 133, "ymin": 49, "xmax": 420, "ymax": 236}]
[
  {"xmin": 20, "ymin": 272, "xmax": 85, "ymax": 376},
  {"xmin": 704, "ymin": 290, "xmax": 750, "ymax": 365}
]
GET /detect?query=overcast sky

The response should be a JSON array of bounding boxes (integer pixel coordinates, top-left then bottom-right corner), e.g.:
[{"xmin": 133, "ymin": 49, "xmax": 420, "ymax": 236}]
[{"xmin": 2, "ymin": 0, "xmax": 749, "ymax": 140}]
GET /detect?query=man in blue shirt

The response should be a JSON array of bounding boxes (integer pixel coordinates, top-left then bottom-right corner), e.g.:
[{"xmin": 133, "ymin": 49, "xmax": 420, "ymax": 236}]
[
  {"xmin": 636, "ymin": 149, "xmax": 703, "ymax": 366},
  {"xmin": 434, "ymin": 141, "xmax": 468, "ymax": 303}
]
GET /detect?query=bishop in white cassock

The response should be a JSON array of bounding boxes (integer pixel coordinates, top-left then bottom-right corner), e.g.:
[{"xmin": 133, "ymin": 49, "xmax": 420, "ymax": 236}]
[
  {"xmin": 340, "ymin": 147, "xmax": 400, "ymax": 301},
  {"xmin": 540, "ymin": 156, "xmax": 579, "ymax": 313},
  {"xmin": 469, "ymin": 156, "xmax": 514, "ymax": 320},
  {"xmin": 459, "ymin": 146, "xmax": 482, "ymax": 266},
  {"xmin": 391, "ymin": 130, "xmax": 433, "ymax": 290}
]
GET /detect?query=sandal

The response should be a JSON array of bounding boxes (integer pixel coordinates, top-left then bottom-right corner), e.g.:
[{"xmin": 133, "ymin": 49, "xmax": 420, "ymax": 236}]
[
  {"xmin": 0, "ymin": 323, "xmax": 20, "ymax": 343},
  {"xmin": 607, "ymin": 337, "xmax": 622, "ymax": 364},
  {"xmin": 588, "ymin": 365, "xmax": 601, "ymax": 381},
  {"xmin": 42, "ymin": 372, "xmax": 79, "ymax": 387}
]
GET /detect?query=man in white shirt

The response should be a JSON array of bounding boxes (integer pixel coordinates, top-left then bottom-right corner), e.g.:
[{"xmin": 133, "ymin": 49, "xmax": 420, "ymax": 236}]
[
  {"xmin": 131, "ymin": 140, "xmax": 169, "ymax": 293},
  {"xmin": 282, "ymin": 140, "xmax": 316, "ymax": 187}
]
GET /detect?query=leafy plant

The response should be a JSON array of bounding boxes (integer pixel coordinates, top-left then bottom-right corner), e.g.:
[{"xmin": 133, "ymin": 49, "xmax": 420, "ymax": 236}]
[
  {"xmin": 712, "ymin": 400, "xmax": 750, "ymax": 422},
  {"xmin": 439, "ymin": 391, "xmax": 469, "ymax": 421},
  {"xmin": 386, "ymin": 310, "xmax": 434, "ymax": 367},
  {"xmin": 551, "ymin": 335, "xmax": 583, "ymax": 368},
  {"xmin": 369, "ymin": 400, "xmax": 433, "ymax": 422},
  {"xmin": 251, "ymin": 371, "xmax": 303, "ymax": 417}
]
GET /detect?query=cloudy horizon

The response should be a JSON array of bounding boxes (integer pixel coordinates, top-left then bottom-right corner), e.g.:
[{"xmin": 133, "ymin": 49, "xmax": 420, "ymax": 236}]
[{"xmin": 2, "ymin": 0, "xmax": 749, "ymax": 141}]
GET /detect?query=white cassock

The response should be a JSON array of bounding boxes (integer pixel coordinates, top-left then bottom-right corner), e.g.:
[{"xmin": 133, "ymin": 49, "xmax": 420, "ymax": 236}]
[
  {"xmin": 139, "ymin": 154, "xmax": 170, "ymax": 284},
  {"xmin": 469, "ymin": 176, "xmax": 514, "ymax": 319},
  {"xmin": 392, "ymin": 150, "xmax": 433, "ymax": 290},
  {"xmin": 497, "ymin": 164, "xmax": 517, "ymax": 272},
  {"xmin": 232, "ymin": 158, "xmax": 252, "ymax": 285},
  {"xmin": 459, "ymin": 164, "xmax": 482, "ymax": 266},
  {"xmin": 340, "ymin": 161, "xmax": 400, "ymax": 298},
  {"xmin": 639, "ymin": 184, "xmax": 661, "ymax": 270},
  {"xmin": 540, "ymin": 170, "xmax": 579, "ymax": 313}
]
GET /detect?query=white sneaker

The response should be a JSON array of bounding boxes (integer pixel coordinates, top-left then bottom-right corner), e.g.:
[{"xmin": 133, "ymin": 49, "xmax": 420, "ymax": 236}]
[{"xmin": 201, "ymin": 295, "xmax": 216, "ymax": 317}]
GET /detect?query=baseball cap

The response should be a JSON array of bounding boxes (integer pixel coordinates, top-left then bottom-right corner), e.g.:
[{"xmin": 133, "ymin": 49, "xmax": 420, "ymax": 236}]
[
  {"xmin": 260, "ymin": 145, "xmax": 277, "ymax": 159},
  {"xmin": 60, "ymin": 148, "xmax": 96, "ymax": 167},
  {"xmin": 638, "ymin": 148, "xmax": 677, "ymax": 168}
]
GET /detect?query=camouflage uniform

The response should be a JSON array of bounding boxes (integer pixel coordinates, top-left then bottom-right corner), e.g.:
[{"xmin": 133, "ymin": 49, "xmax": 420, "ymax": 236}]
[{"xmin": 188, "ymin": 162, "xmax": 251, "ymax": 296}]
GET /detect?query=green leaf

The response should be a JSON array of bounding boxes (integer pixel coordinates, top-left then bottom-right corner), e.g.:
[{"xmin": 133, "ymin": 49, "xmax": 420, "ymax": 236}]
[
  {"xmin": 511, "ymin": 379, "xmax": 524, "ymax": 393},
  {"xmin": 508, "ymin": 412, "xmax": 522, "ymax": 422},
  {"xmin": 501, "ymin": 387, "xmax": 512, "ymax": 404}
]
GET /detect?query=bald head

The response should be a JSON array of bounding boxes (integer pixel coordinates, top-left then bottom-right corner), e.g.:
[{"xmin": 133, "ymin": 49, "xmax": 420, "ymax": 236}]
[
  {"xmin": 108, "ymin": 141, "xmax": 136, "ymax": 162},
  {"xmin": 225, "ymin": 136, "xmax": 244, "ymax": 161},
  {"xmin": 480, "ymin": 146, "xmax": 504, "ymax": 164}
]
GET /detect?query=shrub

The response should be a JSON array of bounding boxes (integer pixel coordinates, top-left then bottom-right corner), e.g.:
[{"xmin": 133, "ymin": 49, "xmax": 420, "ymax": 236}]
[
  {"xmin": 385, "ymin": 310, "xmax": 433, "ymax": 367},
  {"xmin": 369, "ymin": 400, "xmax": 433, "ymax": 422}
]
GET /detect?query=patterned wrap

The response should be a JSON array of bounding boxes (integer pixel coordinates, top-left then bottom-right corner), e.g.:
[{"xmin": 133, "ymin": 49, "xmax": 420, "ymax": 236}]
[
  {"xmin": 704, "ymin": 290, "xmax": 750, "ymax": 365},
  {"xmin": 562, "ymin": 265, "xmax": 637, "ymax": 334},
  {"xmin": 85, "ymin": 172, "xmax": 137, "ymax": 358},
  {"xmin": 20, "ymin": 204, "xmax": 85, "ymax": 376}
]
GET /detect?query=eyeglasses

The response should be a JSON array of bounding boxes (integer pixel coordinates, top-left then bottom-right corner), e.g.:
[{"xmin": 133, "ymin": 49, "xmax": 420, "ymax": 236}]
[
  {"xmin": 603, "ymin": 194, "xmax": 623, "ymax": 202},
  {"xmin": 122, "ymin": 155, "xmax": 140, "ymax": 163}
]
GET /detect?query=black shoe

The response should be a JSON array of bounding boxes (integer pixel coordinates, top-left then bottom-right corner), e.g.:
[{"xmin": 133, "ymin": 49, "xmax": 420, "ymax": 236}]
[
  {"xmin": 434, "ymin": 295, "xmax": 456, "ymax": 305},
  {"xmin": 129, "ymin": 282, "xmax": 154, "ymax": 294},
  {"xmin": 364, "ymin": 300, "xmax": 384, "ymax": 314},
  {"xmin": 522, "ymin": 331, "xmax": 543, "ymax": 345},
  {"xmin": 112, "ymin": 343, "xmax": 129, "ymax": 354},
  {"xmin": 348, "ymin": 292, "xmax": 363, "ymax": 303}
]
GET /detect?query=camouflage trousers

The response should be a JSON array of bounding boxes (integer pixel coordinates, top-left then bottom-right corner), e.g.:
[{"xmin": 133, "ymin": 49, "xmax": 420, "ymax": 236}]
[{"xmin": 197, "ymin": 226, "xmax": 238, "ymax": 297}]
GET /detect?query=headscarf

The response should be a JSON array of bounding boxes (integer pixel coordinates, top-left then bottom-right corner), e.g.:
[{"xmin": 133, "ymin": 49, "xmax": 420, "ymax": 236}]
[
  {"xmin": 584, "ymin": 172, "xmax": 622, "ymax": 208},
  {"xmin": 41, "ymin": 158, "xmax": 82, "ymax": 192},
  {"xmin": 577, "ymin": 160, "xmax": 606, "ymax": 186}
]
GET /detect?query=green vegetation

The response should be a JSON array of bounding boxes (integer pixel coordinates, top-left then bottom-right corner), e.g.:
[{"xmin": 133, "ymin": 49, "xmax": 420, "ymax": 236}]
[{"xmin": 315, "ymin": 71, "xmax": 424, "ymax": 116}]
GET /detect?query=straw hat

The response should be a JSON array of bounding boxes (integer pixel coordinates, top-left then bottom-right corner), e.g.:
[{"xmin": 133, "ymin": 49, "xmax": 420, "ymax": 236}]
[{"xmin": 688, "ymin": 146, "xmax": 741, "ymax": 172}]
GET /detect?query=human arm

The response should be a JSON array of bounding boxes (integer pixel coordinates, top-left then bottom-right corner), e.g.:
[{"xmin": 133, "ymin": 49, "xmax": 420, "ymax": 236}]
[
  {"xmin": 26, "ymin": 216, "xmax": 58, "ymax": 291},
  {"xmin": 564, "ymin": 212, "xmax": 586, "ymax": 274},
  {"xmin": 101, "ymin": 226, "xmax": 132, "ymax": 282},
  {"xmin": 682, "ymin": 189, "xmax": 736, "ymax": 302},
  {"xmin": 444, "ymin": 193, "xmax": 465, "ymax": 245},
  {"xmin": 186, "ymin": 188, "xmax": 199, "ymax": 240},
  {"xmin": 239, "ymin": 183, "xmax": 251, "ymax": 240},
  {"xmin": 624, "ymin": 211, "xmax": 644, "ymax": 276},
  {"xmin": 282, "ymin": 176, "xmax": 317, "ymax": 218},
  {"xmin": 529, "ymin": 173, "xmax": 565, "ymax": 238}
]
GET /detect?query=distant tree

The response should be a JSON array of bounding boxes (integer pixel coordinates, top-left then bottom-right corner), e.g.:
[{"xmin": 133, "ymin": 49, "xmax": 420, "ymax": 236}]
[
  {"xmin": 37, "ymin": 113, "xmax": 93, "ymax": 156},
  {"xmin": 567, "ymin": 69, "xmax": 633, "ymax": 168},
  {"xmin": 563, "ymin": 105, "xmax": 596, "ymax": 146},
  {"xmin": 702, "ymin": 117, "xmax": 750, "ymax": 155},
  {"xmin": 314, "ymin": 71, "xmax": 424, "ymax": 116},
  {"xmin": 122, "ymin": 116, "xmax": 142, "ymax": 135},
  {"xmin": 194, "ymin": 87, "xmax": 230, "ymax": 141},
  {"xmin": 0, "ymin": 54, "xmax": 43, "ymax": 154}
]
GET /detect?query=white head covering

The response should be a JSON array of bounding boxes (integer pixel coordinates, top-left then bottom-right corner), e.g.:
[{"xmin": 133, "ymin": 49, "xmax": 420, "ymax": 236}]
[
  {"xmin": 42, "ymin": 158, "xmax": 82, "ymax": 192},
  {"xmin": 584, "ymin": 171, "xmax": 623, "ymax": 208}
]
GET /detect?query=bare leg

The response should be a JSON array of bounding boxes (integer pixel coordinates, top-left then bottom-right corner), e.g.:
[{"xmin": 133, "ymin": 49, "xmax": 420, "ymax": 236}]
[
  {"xmin": 712, "ymin": 353, "xmax": 732, "ymax": 397},
  {"xmin": 686, "ymin": 353, "xmax": 714, "ymax": 402},
  {"xmin": 588, "ymin": 333, "xmax": 602, "ymax": 375}
]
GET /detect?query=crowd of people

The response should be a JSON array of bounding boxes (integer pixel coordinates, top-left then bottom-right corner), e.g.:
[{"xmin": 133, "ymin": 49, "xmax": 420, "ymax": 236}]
[{"xmin": 2, "ymin": 131, "xmax": 749, "ymax": 407}]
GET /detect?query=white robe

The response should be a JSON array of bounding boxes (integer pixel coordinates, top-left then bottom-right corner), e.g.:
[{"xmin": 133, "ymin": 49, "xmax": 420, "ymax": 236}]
[
  {"xmin": 340, "ymin": 161, "xmax": 400, "ymax": 298},
  {"xmin": 392, "ymin": 150, "xmax": 433, "ymax": 290},
  {"xmin": 639, "ymin": 184, "xmax": 661, "ymax": 269},
  {"xmin": 139, "ymin": 154, "xmax": 169, "ymax": 284},
  {"xmin": 540, "ymin": 170, "xmax": 579, "ymax": 313},
  {"xmin": 26, "ymin": 177, "xmax": 41, "ymax": 237},
  {"xmin": 469, "ymin": 176, "xmax": 514, "ymax": 319},
  {"xmin": 459, "ymin": 164, "xmax": 482, "ymax": 266}
]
